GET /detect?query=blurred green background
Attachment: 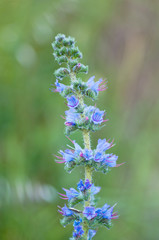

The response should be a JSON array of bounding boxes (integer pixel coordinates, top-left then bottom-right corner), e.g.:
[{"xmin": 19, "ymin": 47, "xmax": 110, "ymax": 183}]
[{"xmin": 0, "ymin": 0, "xmax": 159, "ymax": 239}]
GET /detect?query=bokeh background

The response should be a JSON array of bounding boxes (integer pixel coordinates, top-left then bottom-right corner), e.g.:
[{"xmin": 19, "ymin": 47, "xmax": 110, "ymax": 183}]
[{"xmin": 0, "ymin": 0, "xmax": 159, "ymax": 239}]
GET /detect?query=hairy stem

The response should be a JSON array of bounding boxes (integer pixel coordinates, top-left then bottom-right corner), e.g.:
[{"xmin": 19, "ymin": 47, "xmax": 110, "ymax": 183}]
[
  {"xmin": 70, "ymin": 72, "xmax": 92, "ymax": 239},
  {"xmin": 82, "ymin": 129, "xmax": 92, "ymax": 238}
]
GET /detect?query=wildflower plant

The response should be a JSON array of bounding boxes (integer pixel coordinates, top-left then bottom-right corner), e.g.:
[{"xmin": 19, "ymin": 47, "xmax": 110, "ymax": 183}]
[{"xmin": 51, "ymin": 34, "xmax": 123, "ymax": 239}]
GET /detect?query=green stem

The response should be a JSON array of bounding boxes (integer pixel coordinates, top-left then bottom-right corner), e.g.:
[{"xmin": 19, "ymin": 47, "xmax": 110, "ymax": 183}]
[
  {"xmin": 82, "ymin": 130, "xmax": 92, "ymax": 239},
  {"xmin": 70, "ymin": 72, "xmax": 92, "ymax": 239}
]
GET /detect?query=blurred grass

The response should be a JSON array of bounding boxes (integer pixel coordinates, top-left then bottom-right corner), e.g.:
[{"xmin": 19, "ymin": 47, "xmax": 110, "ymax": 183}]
[{"xmin": 0, "ymin": 0, "xmax": 159, "ymax": 239}]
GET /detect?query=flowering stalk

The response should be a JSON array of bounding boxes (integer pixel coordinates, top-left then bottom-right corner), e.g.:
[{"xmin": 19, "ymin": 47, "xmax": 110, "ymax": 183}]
[
  {"xmin": 71, "ymin": 79, "xmax": 92, "ymax": 238},
  {"xmin": 51, "ymin": 34, "xmax": 123, "ymax": 240}
]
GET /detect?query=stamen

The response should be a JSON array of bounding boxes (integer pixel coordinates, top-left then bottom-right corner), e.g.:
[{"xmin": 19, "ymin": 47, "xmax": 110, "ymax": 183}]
[
  {"xmin": 66, "ymin": 136, "xmax": 74, "ymax": 144},
  {"xmin": 115, "ymin": 162, "xmax": 125, "ymax": 167}
]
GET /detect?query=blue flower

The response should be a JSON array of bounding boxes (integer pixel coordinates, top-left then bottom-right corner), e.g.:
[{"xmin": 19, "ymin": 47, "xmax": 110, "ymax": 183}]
[
  {"xmin": 73, "ymin": 218, "xmax": 82, "ymax": 227},
  {"xmin": 60, "ymin": 149, "xmax": 75, "ymax": 162},
  {"xmin": 95, "ymin": 204, "xmax": 110, "ymax": 217},
  {"xmin": 77, "ymin": 179, "xmax": 85, "ymax": 191},
  {"xmin": 73, "ymin": 141, "xmax": 83, "ymax": 157},
  {"xmin": 86, "ymin": 76, "xmax": 107, "ymax": 94},
  {"xmin": 103, "ymin": 154, "xmax": 118, "ymax": 167},
  {"xmin": 91, "ymin": 184, "xmax": 101, "ymax": 195},
  {"xmin": 102, "ymin": 206, "xmax": 114, "ymax": 219},
  {"xmin": 86, "ymin": 76, "xmax": 99, "ymax": 93},
  {"xmin": 95, "ymin": 204, "xmax": 116, "ymax": 220},
  {"xmin": 53, "ymin": 79, "xmax": 67, "ymax": 93},
  {"xmin": 65, "ymin": 108, "xmax": 80, "ymax": 126},
  {"xmin": 63, "ymin": 188, "xmax": 79, "ymax": 200},
  {"xmin": 87, "ymin": 229, "xmax": 96, "ymax": 240},
  {"xmin": 94, "ymin": 152, "xmax": 103, "ymax": 162},
  {"xmin": 60, "ymin": 204, "xmax": 73, "ymax": 216},
  {"xmin": 73, "ymin": 225, "xmax": 84, "ymax": 238},
  {"xmin": 102, "ymin": 203, "xmax": 110, "ymax": 213},
  {"xmin": 67, "ymin": 95, "xmax": 79, "ymax": 108},
  {"xmin": 96, "ymin": 138, "xmax": 113, "ymax": 153},
  {"xmin": 83, "ymin": 206, "xmax": 96, "ymax": 220},
  {"xmin": 77, "ymin": 179, "xmax": 92, "ymax": 192},
  {"xmin": 94, "ymin": 139, "xmax": 114, "ymax": 163},
  {"xmin": 84, "ymin": 106, "xmax": 96, "ymax": 117},
  {"xmin": 83, "ymin": 105, "xmax": 106, "ymax": 125},
  {"xmin": 82, "ymin": 149, "xmax": 93, "ymax": 160},
  {"xmin": 95, "ymin": 208, "xmax": 102, "ymax": 216},
  {"xmin": 91, "ymin": 109, "xmax": 105, "ymax": 124},
  {"xmin": 85, "ymin": 179, "xmax": 92, "ymax": 190}
]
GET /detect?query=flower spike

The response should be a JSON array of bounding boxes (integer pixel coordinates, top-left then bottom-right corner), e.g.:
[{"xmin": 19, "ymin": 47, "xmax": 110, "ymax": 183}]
[{"xmin": 51, "ymin": 33, "xmax": 122, "ymax": 239}]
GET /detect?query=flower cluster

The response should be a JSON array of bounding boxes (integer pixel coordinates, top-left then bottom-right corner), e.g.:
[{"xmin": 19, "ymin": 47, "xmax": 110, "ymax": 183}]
[
  {"xmin": 72, "ymin": 220, "xmax": 84, "ymax": 239},
  {"xmin": 52, "ymin": 34, "xmax": 121, "ymax": 240},
  {"xmin": 58, "ymin": 180, "xmax": 118, "ymax": 238},
  {"xmin": 59, "ymin": 179, "xmax": 100, "ymax": 207},
  {"xmin": 70, "ymin": 219, "xmax": 96, "ymax": 240},
  {"xmin": 50, "ymin": 76, "xmax": 107, "ymax": 101},
  {"xmin": 58, "ymin": 198, "xmax": 118, "ymax": 237},
  {"xmin": 65, "ymin": 102, "xmax": 107, "ymax": 135},
  {"xmin": 55, "ymin": 138, "xmax": 122, "ymax": 173}
]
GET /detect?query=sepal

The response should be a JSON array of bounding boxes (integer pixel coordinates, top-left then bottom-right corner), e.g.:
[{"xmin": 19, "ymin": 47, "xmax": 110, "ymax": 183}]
[
  {"xmin": 61, "ymin": 87, "xmax": 74, "ymax": 97},
  {"xmin": 60, "ymin": 215, "xmax": 80, "ymax": 228},
  {"xmin": 73, "ymin": 63, "xmax": 88, "ymax": 74},
  {"xmin": 85, "ymin": 89, "xmax": 97, "ymax": 101},
  {"xmin": 72, "ymin": 79, "xmax": 87, "ymax": 93},
  {"xmin": 54, "ymin": 67, "xmax": 70, "ymax": 80}
]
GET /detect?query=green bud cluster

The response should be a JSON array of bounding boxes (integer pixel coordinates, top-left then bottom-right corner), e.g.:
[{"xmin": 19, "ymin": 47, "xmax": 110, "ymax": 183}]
[
  {"xmin": 52, "ymin": 34, "xmax": 88, "ymax": 80},
  {"xmin": 57, "ymin": 78, "xmax": 98, "ymax": 101}
]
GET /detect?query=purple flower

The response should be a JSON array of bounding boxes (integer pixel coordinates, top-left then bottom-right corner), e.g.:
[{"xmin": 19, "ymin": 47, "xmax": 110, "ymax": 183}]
[
  {"xmin": 73, "ymin": 141, "xmax": 83, "ymax": 157},
  {"xmin": 95, "ymin": 204, "xmax": 109, "ymax": 217},
  {"xmin": 65, "ymin": 108, "xmax": 80, "ymax": 126},
  {"xmin": 96, "ymin": 138, "xmax": 114, "ymax": 153},
  {"xmin": 85, "ymin": 179, "xmax": 92, "ymax": 189},
  {"xmin": 103, "ymin": 154, "xmax": 118, "ymax": 167},
  {"xmin": 91, "ymin": 109, "xmax": 105, "ymax": 124},
  {"xmin": 87, "ymin": 229, "xmax": 96, "ymax": 239},
  {"xmin": 60, "ymin": 149, "xmax": 75, "ymax": 162},
  {"xmin": 63, "ymin": 188, "xmax": 79, "ymax": 200},
  {"xmin": 67, "ymin": 95, "xmax": 79, "ymax": 108},
  {"xmin": 95, "ymin": 208, "xmax": 102, "ymax": 216},
  {"xmin": 86, "ymin": 76, "xmax": 99, "ymax": 93},
  {"xmin": 82, "ymin": 149, "xmax": 93, "ymax": 160},
  {"xmin": 95, "ymin": 204, "xmax": 115, "ymax": 219},
  {"xmin": 102, "ymin": 203, "xmax": 110, "ymax": 213},
  {"xmin": 77, "ymin": 179, "xmax": 92, "ymax": 192},
  {"xmin": 94, "ymin": 152, "xmax": 103, "ymax": 162},
  {"xmin": 73, "ymin": 225, "xmax": 84, "ymax": 238},
  {"xmin": 101, "ymin": 203, "xmax": 118, "ymax": 220},
  {"xmin": 73, "ymin": 219, "xmax": 82, "ymax": 226},
  {"xmin": 86, "ymin": 76, "xmax": 107, "ymax": 94},
  {"xmin": 95, "ymin": 204, "xmax": 118, "ymax": 220},
  {"xmin": 91, "ymin": 184, "xmax": 101, "ymax": 195},
  {"xmin": 102, "ymin": 206, "xmax": 114, "ymax": 219},
  {"xmin": 94, "ymin": 139, "xmax": 114, "ymax": 163},
  {"xmin": 83, "ymin": 207, "xmax": 96, "ymax": 220},
  {"xmin": 77, "ymin": 179, "xmax": 85, "ymax": 191},
  {"xmin": 84, "ymin": 106, "xmax": 96, "ymax": 117},
  {"xmin": 53, "ymin": 79, "xmax": 67, "ymax": 93},
  {"xmin": 59, "ymin": 204, "xmax": 73, "ymax": 216}
]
